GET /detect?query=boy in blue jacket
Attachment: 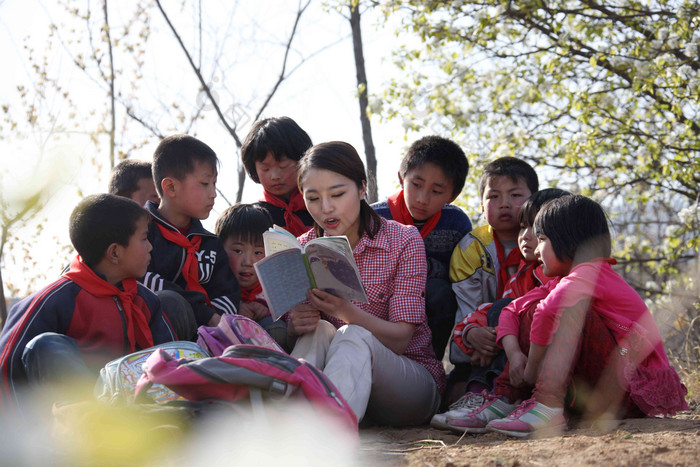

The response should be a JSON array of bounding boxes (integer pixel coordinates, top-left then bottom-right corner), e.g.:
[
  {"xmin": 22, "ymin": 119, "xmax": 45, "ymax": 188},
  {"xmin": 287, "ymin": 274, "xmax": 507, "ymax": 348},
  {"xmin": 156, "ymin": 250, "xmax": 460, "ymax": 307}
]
[
  {"xmin": 0, "ymin": 194, "xmax": 176, "ymax": 416},
  {"xmin": 372, "ymin": 136, "xmax": 472, "ymax": 360},
  {"xmin": 141, "ymin": 134, "xmax": 240, "ymax": 336}
]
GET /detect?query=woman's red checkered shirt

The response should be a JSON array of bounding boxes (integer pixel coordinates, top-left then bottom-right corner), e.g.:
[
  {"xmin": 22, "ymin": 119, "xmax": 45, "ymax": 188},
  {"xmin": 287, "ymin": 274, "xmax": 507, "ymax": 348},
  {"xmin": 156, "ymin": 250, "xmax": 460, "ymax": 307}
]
[{"xmin": 299, "ymin": 217, "xmax": 446, "ymax": 393}]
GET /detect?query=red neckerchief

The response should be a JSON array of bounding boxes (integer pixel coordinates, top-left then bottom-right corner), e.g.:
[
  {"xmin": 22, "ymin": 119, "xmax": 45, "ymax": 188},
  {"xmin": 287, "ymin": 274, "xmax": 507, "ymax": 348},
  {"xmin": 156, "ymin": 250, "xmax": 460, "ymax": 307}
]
[
  {"xmin": 494, "ymin": 235, "xmax": 523, "ymax": 298},
  {"xmin": 261, "ymin": 188, "xmax": 309, "ymax": 237},
  {"xmin": 155, "ymin": 223, "xmax": 211, "ymax": 304},
  {"xmin": 62, "ymin": 256, "xmax": 154, "ymax": 352},
  {"xmin": 387, "ymin": 189, "xmax": 441, "ymax": 239},
  {"xmin": 240, "ymin": 282, "xmax": 263, "ymax": 303}
]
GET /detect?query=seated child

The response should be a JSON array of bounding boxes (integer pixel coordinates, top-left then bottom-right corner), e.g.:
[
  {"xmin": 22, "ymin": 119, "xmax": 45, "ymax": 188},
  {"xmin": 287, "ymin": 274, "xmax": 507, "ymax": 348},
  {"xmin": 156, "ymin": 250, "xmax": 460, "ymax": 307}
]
[
  {"xmin": 241, "ymin": 116, "xmax": 314, "ymax": 237},
  {"xmin": 0, "ymin": 194, "xmax": 176, "ymax": 415},
  {"xmin": 372, "ymin": 135, "xmax": 472, "ymax": 360},
  {"xmin": 108, "ymin": 159, "xmax": 160, "ymax": 206},
  {"xmin": 215, "ymin": 203, "xmax": 288, "ymax": 350},
  {"xmin": 431, "ymin": 188, "xmax": 569, "ymax": 429},
  {"xmin": 446, "ymin": 157, "xmax": 538, "ymax": 403},
  {"xmin": 446, "ymin": 195, "xmax": 688, "ymax": 437},
  {"xmin": 142, "ymin": 135, "xmax": 240, "ymax": 338}
]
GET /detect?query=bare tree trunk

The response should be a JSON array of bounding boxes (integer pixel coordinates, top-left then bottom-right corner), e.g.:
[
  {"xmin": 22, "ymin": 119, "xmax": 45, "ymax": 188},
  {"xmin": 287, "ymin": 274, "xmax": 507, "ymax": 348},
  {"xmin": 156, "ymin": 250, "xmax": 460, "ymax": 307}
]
[
  {"xmin": 349, "ymin": 2, "xmax": 377, "ymax": 203},
  {"xmin": 103, "ymin": 0, "xmax": 116, "ymax": 168}
]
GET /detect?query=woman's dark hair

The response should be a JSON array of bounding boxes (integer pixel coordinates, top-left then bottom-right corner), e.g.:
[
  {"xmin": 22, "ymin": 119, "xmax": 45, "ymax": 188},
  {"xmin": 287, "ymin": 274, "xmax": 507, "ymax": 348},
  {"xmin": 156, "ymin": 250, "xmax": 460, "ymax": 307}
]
[
  {"xmin": 534, "ymin": 194, "xmax": 611, "ymax": 263},
  {"xmin": 69, "ymin": 194, "xmax": 151, "ymax": 267},
  {"xmin": 297, "ymin": 141, "xmax": 381, "ymax": 240},
  {"xmin": 241, "ymin": 117, "xmax": 312, "ymax": 184},
  {"xmin": 215, "ymin": 203, "xmax": 273, "ymax": 245},
  {"xmin": 518, "ymin": 188, "xmax": 572, "ymax": 226}
]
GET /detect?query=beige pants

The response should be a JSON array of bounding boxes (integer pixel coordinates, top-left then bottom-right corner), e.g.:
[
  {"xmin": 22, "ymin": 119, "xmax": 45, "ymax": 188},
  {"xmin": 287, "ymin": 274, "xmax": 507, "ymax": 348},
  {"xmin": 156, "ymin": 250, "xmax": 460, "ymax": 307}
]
[{"xmin": 292, "ymin": 321, "xmax": 440, "ymax": 426}]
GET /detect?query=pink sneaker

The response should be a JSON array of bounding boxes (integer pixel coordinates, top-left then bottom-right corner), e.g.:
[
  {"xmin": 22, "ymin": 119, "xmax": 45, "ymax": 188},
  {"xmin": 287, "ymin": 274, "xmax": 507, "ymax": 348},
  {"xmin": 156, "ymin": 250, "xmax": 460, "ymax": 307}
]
[
  {"xmin": 486, "ymin": 398, "xmax": 567, "ymax": 438},
  {"xmin": 445, "ymin": 394, "xmax": 517, "ymax": 434}
]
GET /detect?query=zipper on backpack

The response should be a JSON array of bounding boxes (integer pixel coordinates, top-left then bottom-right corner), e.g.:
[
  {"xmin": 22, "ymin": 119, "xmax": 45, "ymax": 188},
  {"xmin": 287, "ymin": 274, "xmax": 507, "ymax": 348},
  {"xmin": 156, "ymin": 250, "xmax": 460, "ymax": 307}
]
[{"xmin": 302, "ymin": 361, "xmax": 345, "ymax": 409}]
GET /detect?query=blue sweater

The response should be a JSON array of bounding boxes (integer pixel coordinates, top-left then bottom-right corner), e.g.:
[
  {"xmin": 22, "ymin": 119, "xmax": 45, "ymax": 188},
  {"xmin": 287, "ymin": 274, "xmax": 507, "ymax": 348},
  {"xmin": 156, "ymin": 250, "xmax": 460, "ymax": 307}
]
[{"xmin": 372, "ymin": 201, "xmax": 472, "ymax": 281}]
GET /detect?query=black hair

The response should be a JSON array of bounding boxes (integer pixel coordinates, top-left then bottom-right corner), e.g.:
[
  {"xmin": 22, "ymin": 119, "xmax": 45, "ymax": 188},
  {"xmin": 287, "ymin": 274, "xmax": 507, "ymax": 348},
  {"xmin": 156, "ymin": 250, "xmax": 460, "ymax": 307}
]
[
  {"xmin": 297, "ymin": 141, "xmax": 381, "ymax": 240},
  {"xmin": 69, "ymin": 193, "xmax": 150, "ymax": 267},
  {"xmin": 108, "ymin": 160, "xmax": 153, "ymax": 198},
  {"xmin": 152, "ymin": 134, "xmax": 219, "ymax": 196},
  {"xmin": 215, "ymin": 203, "xmax": 273, "ymax": 245},
  {"xmin": 241, "ymin": 117, "xmax": 313, "ymax": 184},
  {"xmin": 400, "ymin": 135, "xmax": 469, "ymax": 198},
  {"xmin": 479, "ymin": 156, "xmax": 539, "ymax": 198},
  {"xmin": 518, "ymin": 188, "xmax": 572, "ymax": 227},
  {"xmin": 534, "ymin": 194, "xmax": 612, "ymax": 263}
]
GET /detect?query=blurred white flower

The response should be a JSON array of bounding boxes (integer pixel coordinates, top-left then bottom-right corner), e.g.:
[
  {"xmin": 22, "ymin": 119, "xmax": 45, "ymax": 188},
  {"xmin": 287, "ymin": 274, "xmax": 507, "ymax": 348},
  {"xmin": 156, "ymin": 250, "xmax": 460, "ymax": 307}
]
[
  {"xmin": 678, "ymin": 204, "xmax": 699, "ymax": 225},
  {"xmin": 572, "ymin": 132, "xmax": 587, "ymax": 144},
  {"xmin": 684, "ymin": 42, "xmax": 698, "ymax": 57},
  {"xmin": 656, "ymin": 27, "xmax": 669, "ymax": 41}
]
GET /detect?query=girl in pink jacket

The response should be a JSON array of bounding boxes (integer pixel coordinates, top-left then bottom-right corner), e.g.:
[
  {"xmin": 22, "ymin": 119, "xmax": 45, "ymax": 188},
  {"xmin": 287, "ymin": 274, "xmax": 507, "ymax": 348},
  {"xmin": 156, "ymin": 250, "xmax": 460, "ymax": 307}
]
[{"xmin": 447, "ymin": 195, "xmax": 687, "ymax": 438}]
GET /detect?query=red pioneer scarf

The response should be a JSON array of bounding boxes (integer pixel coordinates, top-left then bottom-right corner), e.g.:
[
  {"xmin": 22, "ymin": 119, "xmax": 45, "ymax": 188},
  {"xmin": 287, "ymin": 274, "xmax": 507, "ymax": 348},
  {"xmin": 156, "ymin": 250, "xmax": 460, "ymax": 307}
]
[
  {"xmin": 155, "ymin": 223, "xmax": 211, "ymax": 303},
  {"xmin": 240, "ymin": 282, "xmax": 263, "ymax": 303},
  {"xmin": 387, "ymin": 189, "xmax": 441, "ymax": 239},
  {"xmin": 261, "ymin": 189, "xmax": 309, "ymax": 237},
  {"xmin": 494, "ymin": 235, "xmax": 523, "ymax": 298},
  {"xmin": 63, "ymin": 256, "xmax": 154, "ymax": 352}
]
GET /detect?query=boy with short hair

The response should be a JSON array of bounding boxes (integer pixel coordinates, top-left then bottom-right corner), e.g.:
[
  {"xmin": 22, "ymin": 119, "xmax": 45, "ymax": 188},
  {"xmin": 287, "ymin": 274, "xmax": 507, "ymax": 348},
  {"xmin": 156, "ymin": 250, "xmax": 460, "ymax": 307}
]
[
  {"xmin": 372, "ymin": 135, "xmax": 472, "ymax": 360},
  {"xmin": 0, "ymin": 194, "xmax": 176, "ymax": 413},
  {"xmin": 215, "ymin": 203, "xmax": 288, "ymax": 349},
  {"xmin": 446, "ymin": 157, "xmax": 538, "ymax": 399},
  {"xmin": 108, "ymin": 159, "xmax": 159, "ymax": 206},
  {"xmin": 142, "ymin": 134, "xmax": 240, "ymax": 333},
  {"xmin": 241, "ymin": 116, "xmax": 314, "ymax": 237}
]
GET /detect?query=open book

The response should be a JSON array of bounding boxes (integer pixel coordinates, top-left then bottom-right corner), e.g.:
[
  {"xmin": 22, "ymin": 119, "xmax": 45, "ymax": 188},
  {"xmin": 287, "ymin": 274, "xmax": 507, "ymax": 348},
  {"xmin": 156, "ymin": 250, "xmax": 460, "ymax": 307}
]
[{"xmin": 253, "ymin": 225, "xmax": 368, "ymax": 320}]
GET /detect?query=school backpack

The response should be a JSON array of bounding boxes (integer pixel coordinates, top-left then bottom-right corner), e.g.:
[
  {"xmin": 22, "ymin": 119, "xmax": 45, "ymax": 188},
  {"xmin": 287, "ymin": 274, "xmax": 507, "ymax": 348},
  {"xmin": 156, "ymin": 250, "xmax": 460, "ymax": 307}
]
[
  {"xmin": 95, "ymin": 341, "xmax": 209, "ymax": 404},
  {"xmin": 197, "ymin": 314, "xmax": 284, "ymax": 356},
  {"xmin": 134, "ymin": 344, "xmax": 358, "ymax": 434}
]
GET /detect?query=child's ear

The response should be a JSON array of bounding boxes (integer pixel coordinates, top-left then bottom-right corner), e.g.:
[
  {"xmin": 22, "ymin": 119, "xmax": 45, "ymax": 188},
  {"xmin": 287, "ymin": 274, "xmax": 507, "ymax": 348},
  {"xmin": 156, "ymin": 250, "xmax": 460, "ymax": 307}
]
[
  {"xmin": 161, "ymin": 177, "xmax": 177, "ymax": 198},
  {"xmin": 397, "ymin": 171, "xmax": 404, "ymax": 187},
  {"xmin": 105, "ymin": 243, "xmax": 120, "ymax": 265},
  {"xmin": 360, "ymin": 180, "xmax": 367, "ymax": 199}
]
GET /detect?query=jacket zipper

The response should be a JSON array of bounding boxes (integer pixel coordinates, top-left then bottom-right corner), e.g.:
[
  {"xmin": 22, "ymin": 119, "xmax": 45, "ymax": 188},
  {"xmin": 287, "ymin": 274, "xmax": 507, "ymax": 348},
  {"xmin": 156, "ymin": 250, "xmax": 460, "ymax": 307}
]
[{"xmin": 113, "ymin": 296, "xmax": 130, "ymax": 354}]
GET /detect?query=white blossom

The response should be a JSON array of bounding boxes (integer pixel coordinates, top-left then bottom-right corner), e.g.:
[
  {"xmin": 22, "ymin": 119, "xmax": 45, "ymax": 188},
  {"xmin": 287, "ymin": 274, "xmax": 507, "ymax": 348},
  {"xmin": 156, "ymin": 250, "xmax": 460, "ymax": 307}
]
[
  {"xmin": 684, "ymin": 42, "xmax": 698, "ymax": 57},
  {"xmin": 656, "ymin": 27, "xmax": 669, "ymax": 41},
  {"xmin": 679, "ymin": 65, "xmax": 692, "ymax": 77},
  {"xmin": 678, "ymin": 204, "xmax": 699, "ymax": 225},
  {"xmin": 513, "ymin": 127, "xmax": 528, "ymax": 139},
  {"xmin": 572, "ymin": 131, "xmax": 587, "ymax": 144}
]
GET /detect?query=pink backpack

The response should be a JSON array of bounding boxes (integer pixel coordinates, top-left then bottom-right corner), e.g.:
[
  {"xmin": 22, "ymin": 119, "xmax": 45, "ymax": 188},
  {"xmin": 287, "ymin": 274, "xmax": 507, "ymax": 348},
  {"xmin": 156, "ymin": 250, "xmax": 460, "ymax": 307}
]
[
  {"xmin": 197, "ymin": 314, "xmax": 284, "ymax": 356},
  {"xmin": 135, "ymin": 344, "xmax": 358, "ymax": 435}
]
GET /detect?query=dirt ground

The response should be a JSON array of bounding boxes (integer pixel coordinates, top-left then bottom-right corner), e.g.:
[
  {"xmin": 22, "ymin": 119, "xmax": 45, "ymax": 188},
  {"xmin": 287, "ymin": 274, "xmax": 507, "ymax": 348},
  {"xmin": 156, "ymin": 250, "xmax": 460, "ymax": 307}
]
[{"xmin": 357, "ymin": 407, "xmax": 700, "ymax": 466}]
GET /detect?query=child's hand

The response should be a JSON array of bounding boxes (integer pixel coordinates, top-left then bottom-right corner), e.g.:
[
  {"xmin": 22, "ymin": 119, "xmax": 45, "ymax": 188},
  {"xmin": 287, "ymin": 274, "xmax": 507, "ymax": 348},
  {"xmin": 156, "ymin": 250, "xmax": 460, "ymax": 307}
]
[
  {"xmin": 471, "ymin": 350, "xmax": 495, "ymax": 367},
  {"xmin": 466, "ymin": 326, "xmax": 498, "ymax": 355},
  {"xmin": 508, "ymin": 351, "xmax": 528, "ymax": 387},
  {"xmin": 287, "ymin": 302, "xmax": 321, "ymax": 336},
  {"xmin": 239, "ymin": 302, "xmax": 270, "ymax": 321}
]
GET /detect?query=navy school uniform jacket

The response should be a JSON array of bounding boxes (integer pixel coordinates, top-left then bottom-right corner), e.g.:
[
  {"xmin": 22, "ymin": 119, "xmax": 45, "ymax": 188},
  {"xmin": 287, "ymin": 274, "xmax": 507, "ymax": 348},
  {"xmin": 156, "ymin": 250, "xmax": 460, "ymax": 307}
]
[
  {"xmin": 141, "ymin": 201, "xmax": 240, "ymax": 326},
  {"xmin": 0, "ymin": 274, "xmax": 175, "ymax": 412}
]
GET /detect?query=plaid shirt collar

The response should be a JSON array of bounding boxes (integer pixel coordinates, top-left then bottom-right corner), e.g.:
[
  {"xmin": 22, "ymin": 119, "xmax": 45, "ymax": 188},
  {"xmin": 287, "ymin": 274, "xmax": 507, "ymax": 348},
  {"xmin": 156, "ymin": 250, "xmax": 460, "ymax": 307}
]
[{"xmin": 352, "ymin": 218, "xmax": 391, "ymax": 255}]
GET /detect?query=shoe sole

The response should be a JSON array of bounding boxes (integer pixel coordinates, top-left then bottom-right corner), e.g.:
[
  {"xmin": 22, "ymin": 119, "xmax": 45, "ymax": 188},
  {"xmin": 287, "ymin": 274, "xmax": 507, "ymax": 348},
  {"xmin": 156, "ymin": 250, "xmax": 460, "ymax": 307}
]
[
  {"xmin": 445, "ymin": 423, "xmax": 488, "ymax": 434},
  {"xmin": 487, "ymin": 423, "xmax": 567, "ymax": 439},
  {"xmin": 430, "ymin": 417, "xmax": 451, "ymax": 431}
]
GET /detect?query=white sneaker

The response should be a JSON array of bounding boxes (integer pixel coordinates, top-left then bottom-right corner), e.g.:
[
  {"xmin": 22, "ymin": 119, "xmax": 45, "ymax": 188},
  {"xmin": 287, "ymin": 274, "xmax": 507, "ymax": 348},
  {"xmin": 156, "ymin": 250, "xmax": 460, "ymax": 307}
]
[{"xmin": 430, "ymin": 392, "xmax": 486, "ymax": 431}]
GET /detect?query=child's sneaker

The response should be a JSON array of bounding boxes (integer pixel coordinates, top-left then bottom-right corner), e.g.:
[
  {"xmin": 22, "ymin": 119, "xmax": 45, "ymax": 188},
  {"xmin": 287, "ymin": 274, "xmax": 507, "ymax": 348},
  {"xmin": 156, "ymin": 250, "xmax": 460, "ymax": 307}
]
[
  {"xmin": 430, "ymin": 392, "xmax": 485, "ymax": 430},
  {"xmin": 445, "ymin": 394, "xmax": 517, "ymax": 434},
  {"xmin": 486, "ymin": 397, "xmax": 567, "ymax": 438}
]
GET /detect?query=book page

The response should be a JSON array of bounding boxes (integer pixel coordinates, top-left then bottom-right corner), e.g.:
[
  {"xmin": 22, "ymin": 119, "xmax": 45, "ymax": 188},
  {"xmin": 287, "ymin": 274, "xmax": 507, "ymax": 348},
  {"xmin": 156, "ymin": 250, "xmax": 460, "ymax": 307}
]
[
  {"xmin": 254, "ymin": 249, "xmax": 313, "ymax": 320},
  {"xmin": 263, "ymin": 226, "xmax": 302, "ymax": 255},
  {"xmin": 305, "ymin": 242, "xmax": 368, "ymax": 304}
]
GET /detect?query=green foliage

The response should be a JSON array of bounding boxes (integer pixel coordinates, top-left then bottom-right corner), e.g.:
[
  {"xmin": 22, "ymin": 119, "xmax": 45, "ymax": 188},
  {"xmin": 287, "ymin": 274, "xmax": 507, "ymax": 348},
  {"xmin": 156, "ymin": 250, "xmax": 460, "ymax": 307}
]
[{"xmin": 378, "ymin": 0, "xmax": 699, "ymax": 285}]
